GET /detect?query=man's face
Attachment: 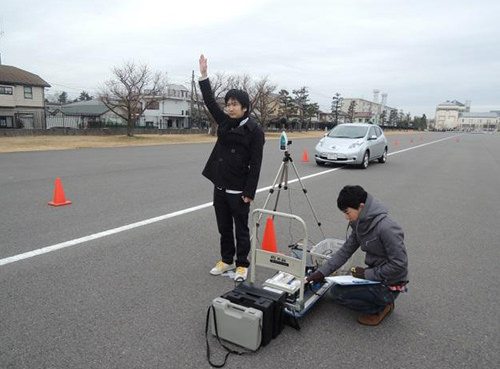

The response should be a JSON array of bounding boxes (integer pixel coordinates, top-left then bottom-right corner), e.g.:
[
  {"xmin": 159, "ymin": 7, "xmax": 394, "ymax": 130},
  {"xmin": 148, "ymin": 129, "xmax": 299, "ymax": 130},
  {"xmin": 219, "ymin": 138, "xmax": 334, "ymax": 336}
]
[
  {"xmin": 342, "ymin": 204, "xmax": 364, "ymax": 222},
  {"xmin": 225, "ymin": 98, "xmax": 247, "ymax": 119}
]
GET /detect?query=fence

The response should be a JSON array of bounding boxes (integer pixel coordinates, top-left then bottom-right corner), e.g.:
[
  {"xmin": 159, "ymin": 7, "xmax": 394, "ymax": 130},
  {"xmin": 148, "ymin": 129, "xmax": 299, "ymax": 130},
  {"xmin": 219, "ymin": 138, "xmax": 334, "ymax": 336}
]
[{"xmin": 46, "ymin": 116, "xmax": 82, "ymax": 129}]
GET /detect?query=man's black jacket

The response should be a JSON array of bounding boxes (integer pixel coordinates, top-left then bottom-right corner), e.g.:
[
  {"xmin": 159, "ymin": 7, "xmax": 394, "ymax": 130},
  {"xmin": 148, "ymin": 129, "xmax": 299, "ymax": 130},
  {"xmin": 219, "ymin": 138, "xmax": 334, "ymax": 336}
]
[{"xmin": 199, "ymin": 78, "xmax": 265, "ymax": 199}]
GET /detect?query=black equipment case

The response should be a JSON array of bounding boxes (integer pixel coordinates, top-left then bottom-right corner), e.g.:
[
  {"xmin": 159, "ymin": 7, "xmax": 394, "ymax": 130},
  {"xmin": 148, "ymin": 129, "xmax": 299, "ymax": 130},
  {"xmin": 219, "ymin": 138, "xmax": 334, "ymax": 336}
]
[
  {"xmin": 234, "ymin": 282, "xmax": 286, "ymax": 337},
  {"xmin": 221, "ymin": 282, "xmax": 285, "ymax": 346}
]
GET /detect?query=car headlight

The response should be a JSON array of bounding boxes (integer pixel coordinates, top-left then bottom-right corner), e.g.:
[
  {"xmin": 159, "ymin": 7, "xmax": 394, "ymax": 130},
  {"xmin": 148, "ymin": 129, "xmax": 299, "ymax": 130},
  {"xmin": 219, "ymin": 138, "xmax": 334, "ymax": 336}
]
[
  {"xmin": 318, "ymin": 138, "xmax": 325, "ymax": 147},
  {"xmin": 348, "ymin": 141, "xmax": 363, "ymax": 149}
]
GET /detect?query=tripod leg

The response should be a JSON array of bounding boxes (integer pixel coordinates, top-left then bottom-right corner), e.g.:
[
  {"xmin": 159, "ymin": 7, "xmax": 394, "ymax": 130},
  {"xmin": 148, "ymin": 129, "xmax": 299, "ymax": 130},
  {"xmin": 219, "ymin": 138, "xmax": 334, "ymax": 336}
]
[
  {"xmin": 271, "ymin": 162, "xmax": 287, "ymax": 213},
  {"xmin": 289, "ymin": 160, "xmax": 326, "ymax": 239},
  {"xmin": 260, "ymin": 161, "xmax": 285, "ymax": 212}
]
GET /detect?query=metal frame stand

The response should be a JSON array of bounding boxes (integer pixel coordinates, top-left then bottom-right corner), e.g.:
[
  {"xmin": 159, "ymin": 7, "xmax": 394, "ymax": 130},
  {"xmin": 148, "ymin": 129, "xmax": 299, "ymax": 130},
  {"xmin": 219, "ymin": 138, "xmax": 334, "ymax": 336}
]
[{"xmin": 250, "ymin": 209, "xmax": 335, "ymax": 318}]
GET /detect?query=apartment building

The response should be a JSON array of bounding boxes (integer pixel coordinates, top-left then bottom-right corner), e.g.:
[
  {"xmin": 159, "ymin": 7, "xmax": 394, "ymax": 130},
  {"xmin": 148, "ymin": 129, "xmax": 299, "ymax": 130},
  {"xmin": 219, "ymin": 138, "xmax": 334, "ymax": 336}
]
[
  {"xmin": 0, "ymin": 65, "xmax": 50, "ymax": 129},
  {"xmin": 140, "ymin": 84, "xmax": 190, "ymax": 129}
]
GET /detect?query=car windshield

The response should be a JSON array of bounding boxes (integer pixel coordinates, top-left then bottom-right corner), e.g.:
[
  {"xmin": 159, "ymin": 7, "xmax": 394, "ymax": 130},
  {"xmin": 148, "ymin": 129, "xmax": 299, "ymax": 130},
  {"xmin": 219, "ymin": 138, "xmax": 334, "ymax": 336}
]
[{"xmin": 328, "ymin": 125, "xmax": 368, "ymax": 139}]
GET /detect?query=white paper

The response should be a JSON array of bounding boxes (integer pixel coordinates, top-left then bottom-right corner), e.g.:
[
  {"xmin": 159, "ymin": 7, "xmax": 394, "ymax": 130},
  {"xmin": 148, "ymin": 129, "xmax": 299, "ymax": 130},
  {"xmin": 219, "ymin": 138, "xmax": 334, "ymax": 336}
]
[{"xmin": 325, "ymin": 275, "xmax": 380, "ymax": 285}]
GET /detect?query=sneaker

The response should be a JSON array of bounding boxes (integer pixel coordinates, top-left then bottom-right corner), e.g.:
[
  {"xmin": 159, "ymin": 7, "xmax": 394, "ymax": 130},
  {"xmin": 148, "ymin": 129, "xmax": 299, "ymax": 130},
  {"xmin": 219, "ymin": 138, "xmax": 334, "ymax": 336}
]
[
  {"xmin": 209, "ymin": 261, "xmax": 235, "ymax": 275},
  {"xmin": 357, "ymin": 303, "xmax": 394, "ymax": 326},
  {"xmin": 234, "ymin": 267, "xmax": 248, "ymax": 282}
]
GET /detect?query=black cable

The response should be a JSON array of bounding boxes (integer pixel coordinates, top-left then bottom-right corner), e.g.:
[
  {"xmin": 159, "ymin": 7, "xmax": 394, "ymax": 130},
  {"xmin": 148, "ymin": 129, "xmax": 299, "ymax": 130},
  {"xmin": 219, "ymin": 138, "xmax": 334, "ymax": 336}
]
[{"xmin": 206, "ymin": 306, "xmax": 231, "ymax": 368}]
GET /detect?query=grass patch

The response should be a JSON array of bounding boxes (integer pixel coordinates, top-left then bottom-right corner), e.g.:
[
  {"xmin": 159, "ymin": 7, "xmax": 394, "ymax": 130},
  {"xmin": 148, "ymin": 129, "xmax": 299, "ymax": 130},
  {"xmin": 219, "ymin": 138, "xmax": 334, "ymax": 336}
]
[{"xmin": 0, "ymin": 130, "xmax": 415, "ymax": 153}]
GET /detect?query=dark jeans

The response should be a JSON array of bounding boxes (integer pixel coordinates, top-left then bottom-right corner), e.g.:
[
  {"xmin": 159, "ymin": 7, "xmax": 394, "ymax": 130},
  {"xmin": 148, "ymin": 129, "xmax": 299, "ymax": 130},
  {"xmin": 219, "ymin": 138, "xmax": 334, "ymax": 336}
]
[
  {"xmin": 330, "ymin": 283, "xmax": 399, "ymax": 314},
  {"xmin": 213, "ymin": 188, "xmax": 250, "ymax": 268}
]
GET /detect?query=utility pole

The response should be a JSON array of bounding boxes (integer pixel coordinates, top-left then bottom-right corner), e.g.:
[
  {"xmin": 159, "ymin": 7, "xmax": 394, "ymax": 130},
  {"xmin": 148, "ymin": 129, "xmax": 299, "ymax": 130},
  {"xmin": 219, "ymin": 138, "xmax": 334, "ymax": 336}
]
[
  {"xmin": 190, "ymin": 69, "xmax": 205, "ymax": 130},
  {"xmin": 190, "ymin": 70, "xmax": 194, "ymax": 129}
]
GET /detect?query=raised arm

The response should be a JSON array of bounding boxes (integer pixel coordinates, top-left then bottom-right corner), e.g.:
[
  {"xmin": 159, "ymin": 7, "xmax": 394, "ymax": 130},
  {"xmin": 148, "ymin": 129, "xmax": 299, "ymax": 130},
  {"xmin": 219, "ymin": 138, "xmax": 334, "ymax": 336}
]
[
  {"xmin": 198, "ymin": 54, "xmax": 226, "ymax": 124},
  {"xmin": 199, "ymin": 54, "xmax": 208, "ymax": 78}
]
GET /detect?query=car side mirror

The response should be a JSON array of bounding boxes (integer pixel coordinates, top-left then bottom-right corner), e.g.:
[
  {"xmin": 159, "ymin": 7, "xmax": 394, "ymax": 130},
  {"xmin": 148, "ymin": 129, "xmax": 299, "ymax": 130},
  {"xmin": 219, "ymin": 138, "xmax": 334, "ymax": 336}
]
[{"xmin": 369, "ymin": 135, "xmax": 377, "ymax": 140}]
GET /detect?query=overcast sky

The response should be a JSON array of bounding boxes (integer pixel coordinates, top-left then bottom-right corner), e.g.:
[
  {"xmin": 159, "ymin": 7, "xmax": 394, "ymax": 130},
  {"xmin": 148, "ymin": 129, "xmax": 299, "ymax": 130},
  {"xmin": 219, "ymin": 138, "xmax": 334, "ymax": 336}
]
[{"xmin": 2, "ymin": 0, "xmax": 499, "ymax": 117}]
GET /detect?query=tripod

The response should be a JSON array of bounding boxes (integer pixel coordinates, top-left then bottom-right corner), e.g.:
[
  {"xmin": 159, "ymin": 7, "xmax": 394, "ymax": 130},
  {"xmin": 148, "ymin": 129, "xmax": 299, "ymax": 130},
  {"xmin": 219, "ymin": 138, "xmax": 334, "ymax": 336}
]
[{"xmin": 259, "ymin": 149, "xmax": 325, "ymax": 240}]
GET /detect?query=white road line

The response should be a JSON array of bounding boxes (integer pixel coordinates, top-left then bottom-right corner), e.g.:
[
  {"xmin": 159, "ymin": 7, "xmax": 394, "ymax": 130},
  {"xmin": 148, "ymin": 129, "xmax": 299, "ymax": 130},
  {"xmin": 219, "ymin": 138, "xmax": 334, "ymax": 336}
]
[{"xmin": 0, "ymin": 134, "xmax": 460, "ymax": 267}]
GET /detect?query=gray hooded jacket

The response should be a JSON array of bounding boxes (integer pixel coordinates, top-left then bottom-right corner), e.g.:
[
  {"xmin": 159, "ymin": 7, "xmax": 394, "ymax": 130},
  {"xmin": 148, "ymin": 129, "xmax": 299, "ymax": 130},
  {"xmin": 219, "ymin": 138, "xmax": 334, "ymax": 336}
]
[{"xmin": 318, "ymin": 194, "xmax": 408, "ymax": 284}]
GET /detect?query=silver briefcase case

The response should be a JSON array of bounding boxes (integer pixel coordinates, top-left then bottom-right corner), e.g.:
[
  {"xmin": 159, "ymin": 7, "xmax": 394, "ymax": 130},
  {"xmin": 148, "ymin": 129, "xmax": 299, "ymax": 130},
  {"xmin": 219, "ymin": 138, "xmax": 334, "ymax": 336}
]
[{"xmin": 211, "ymin": 297, "xmax": 262, "ymax": 351}]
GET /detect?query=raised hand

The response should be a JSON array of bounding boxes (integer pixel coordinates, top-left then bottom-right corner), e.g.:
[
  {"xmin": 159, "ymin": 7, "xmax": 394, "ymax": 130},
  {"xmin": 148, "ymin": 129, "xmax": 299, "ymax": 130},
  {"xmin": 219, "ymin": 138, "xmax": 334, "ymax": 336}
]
[{"xmin": 199, "ymin": 54, "xmax": 208, "ymax": 78}]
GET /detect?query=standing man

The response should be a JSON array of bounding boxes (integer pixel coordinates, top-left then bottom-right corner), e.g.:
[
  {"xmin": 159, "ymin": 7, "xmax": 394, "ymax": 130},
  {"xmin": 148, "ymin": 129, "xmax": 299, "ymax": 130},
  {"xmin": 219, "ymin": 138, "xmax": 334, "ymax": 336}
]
[
  {"xmin": 198, "ymin": 54, "xmax": 265, "ymax": 282},
  {"xmin": 306, "ymin": 185, "xmax": 409, "ymax": 325}
]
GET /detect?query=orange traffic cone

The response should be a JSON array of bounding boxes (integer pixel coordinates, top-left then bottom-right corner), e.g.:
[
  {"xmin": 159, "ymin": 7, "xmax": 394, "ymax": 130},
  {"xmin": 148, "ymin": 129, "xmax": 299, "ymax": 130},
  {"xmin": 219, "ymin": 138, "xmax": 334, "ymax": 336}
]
[
  {"xmin": 394, "ymin": 139, "xmax": 399, "ymax": 147},
  {"xmin": 48, "ymin": 178, "xmax": 72, "ymax": 206},
  {"xmin": 262, "ymin": 217, "xmax": 278, "ymax": 253},
  {"xmin": 301, "ymin": 150, "xmax": 308, "ymax": 162}
]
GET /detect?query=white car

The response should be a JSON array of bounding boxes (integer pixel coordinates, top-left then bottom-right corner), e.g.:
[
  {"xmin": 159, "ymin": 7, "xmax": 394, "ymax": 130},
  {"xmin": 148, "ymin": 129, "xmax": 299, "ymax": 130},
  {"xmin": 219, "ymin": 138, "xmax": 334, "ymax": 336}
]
[{"xmin": 315, "ymin": 123, "xmax": 388, "ymax": 169}]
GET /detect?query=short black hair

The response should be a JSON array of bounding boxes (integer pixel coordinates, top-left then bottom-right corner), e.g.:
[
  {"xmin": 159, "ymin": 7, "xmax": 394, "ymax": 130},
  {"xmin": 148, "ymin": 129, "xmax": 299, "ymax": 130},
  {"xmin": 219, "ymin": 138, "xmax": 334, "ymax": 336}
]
[
  {"xmin": 225, "ymin": 89, "xmax": 250, "ymax": 115},
  {"xmin": 337, "ymin": 185, "xmax": 368, "ymax": 211}
]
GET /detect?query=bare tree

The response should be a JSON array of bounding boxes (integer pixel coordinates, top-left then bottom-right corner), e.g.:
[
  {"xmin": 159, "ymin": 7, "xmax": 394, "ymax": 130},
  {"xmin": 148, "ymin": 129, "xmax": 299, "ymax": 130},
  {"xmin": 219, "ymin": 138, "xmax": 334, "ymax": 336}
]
[
  {"xmin": 251, "ymin": 76, "xmax": 277, "ymax": 128},
  {"xmin": 226, "ymin": 74, "xmax": 261, "ymax": 117},
  {"xmin": 194, "ymin": 72, "xmax": 228, "ymax": 135},
  {"xmin": 194, "ymin": 73, "xmax": 277, "ymax": 135},
  {"xmin": 227, "ymin": 74, "xmax": 254, "ymax": 96},
  {"xmin": 99, "ymin": 62, "xmax": 167, "ymax": 136}
]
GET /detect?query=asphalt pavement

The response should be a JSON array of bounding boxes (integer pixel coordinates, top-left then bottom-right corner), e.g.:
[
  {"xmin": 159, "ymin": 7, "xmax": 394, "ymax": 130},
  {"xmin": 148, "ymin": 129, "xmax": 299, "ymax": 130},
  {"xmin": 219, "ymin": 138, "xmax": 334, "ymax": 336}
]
[{"xmin": 1, "ymin": 131, "xmax": 499, "ymax": 369}]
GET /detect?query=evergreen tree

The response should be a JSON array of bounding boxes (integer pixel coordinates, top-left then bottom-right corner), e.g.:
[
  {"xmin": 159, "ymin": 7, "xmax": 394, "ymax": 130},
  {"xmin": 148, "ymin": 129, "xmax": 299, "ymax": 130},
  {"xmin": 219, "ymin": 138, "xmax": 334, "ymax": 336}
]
[
  {"xmin": 347, "ymin": 101, "xmax": 357, "ymax": 122},
  {"xmin": 277, "ymin": 89, "xmax": 296, "ymax": 124},
  {"xmin": 79, "ymin": 91, "xmax": 93, "ymax": 101},
  {"xmin": 331, "ymin": 93, "xmax": 343, "ymax": 125},
  {"xmin": 304, "ymin": 102, "xmax": 319, "ymax": 130},
  {"xmin": 389, "ymin": 109, "xmax": 398, "ymax": 126},
  {"xmin": 292, "ymin": 86, "xmax": 309, "ymax": 130},
  {"xmin": 421, "ymin": 114, "xmax": 427, "ymax": 129},
  {"xmin": 58, "ymin": 91, "xmax": 68, "ymax": 104},
  {"xmin": 379, "ymin": 110, "xmax": 387, "ymax": 125}
]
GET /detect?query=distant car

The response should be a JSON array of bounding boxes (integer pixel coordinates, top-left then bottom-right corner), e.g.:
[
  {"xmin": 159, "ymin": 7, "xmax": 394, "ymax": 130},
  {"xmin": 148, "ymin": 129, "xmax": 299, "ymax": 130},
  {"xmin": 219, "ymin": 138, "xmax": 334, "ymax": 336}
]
[{"xmin": 314, "ymin": 123, "xmax": 388, "ymax": 169}]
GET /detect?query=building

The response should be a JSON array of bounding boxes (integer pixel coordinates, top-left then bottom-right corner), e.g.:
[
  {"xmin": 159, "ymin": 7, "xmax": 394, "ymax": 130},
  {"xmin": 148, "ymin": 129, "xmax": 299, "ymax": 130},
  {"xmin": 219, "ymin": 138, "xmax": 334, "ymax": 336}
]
[
  {"xmin": 341, "ymin": 97, "xmax": 395, "ymax": 124},
  {"xmin": 457, "ymin": 111, "xmax": 499, "ymax": 131},
  {"xmin": 318, "ymin": 110, "xmax": 346, "ymax": 125},
  {"xmin": 46, "ymin": 100, "xmax": 126, "ymax": 128},
  {"xmin": 140, "ymin": 84, "xmax": 190, "ymax": 129},
  {"xmin": 0, "ymin": 65, "xmax": 51, "ymax": 129},
  {"xmin": 434, "ymin": 100, "xmax": 499, "ymax": 131},
  {"xmin": 434, "ymin": 100, "xmax": 470, "ymax": 130}
]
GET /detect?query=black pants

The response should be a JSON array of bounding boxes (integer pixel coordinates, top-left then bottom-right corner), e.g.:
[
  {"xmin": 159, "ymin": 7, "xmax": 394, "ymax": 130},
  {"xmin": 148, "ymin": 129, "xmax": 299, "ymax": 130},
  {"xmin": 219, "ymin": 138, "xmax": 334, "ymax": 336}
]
[
  {"xmin": 330, "ymin": 284, "xmax": 399, "ymax": 314},
  {"xmin": 213, "ymin": 188, "xmax": 251, "ymax": 268}
]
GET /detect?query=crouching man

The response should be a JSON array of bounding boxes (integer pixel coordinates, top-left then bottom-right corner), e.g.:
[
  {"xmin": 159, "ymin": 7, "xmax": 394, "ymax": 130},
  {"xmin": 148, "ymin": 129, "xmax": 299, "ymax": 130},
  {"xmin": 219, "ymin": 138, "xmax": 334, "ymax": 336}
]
[{"xmin": 307, "ymin": 185, "xmax": 409, "ymax": 325}]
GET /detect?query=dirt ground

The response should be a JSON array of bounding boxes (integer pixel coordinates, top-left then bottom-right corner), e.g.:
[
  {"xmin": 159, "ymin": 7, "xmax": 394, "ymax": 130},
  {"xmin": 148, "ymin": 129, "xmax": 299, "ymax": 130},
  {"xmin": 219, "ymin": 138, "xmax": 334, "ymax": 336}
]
[{"xmin": 0, "ymin": 130, "xmax": 408, "ymax": 153}]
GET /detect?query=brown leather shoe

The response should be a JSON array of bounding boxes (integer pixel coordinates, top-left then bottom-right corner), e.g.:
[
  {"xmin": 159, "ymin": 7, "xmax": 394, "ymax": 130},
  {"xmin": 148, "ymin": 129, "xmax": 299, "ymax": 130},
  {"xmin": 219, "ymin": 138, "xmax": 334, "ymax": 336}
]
[{"xmin": 357, "ymin": 303, "xmax": 394, "ymax": 326}]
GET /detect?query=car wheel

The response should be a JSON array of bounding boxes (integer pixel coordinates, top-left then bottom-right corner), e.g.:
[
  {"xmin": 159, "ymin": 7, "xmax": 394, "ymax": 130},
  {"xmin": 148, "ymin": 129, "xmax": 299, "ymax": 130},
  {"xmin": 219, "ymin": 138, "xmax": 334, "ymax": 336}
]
[
  {"xmin": 360, "ymin": 151, "xmax": 369, "ymax": 169},
  {"xmin": 378, "ymin": 148, "xmax": 388, "ymax": 163},
  {"xmin": 316, "ymin": 160, "xmax": 325, "ymax": 166}
]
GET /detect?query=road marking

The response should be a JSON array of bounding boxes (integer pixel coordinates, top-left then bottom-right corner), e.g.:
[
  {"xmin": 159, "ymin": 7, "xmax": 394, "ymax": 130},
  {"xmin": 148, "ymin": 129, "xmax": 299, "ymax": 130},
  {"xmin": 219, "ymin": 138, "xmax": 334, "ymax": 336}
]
[{"xmin": 0, "ymin": 134, "xmax": 460, "ymax": 267}]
